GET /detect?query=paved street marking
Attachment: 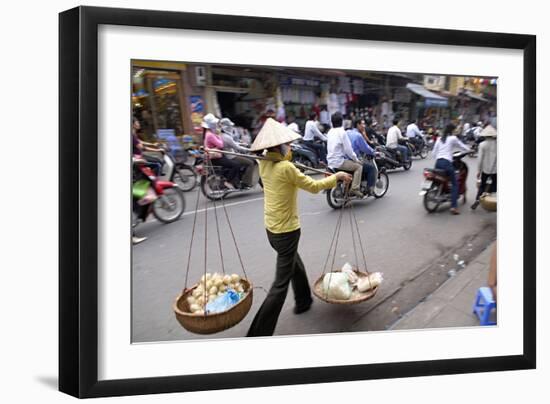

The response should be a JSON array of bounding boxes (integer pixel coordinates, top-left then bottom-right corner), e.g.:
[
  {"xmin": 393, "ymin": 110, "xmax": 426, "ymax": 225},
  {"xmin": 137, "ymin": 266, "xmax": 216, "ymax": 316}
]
[{"xmin": 181, "ymin": 196, "xmax": 265, "ymax": 217}]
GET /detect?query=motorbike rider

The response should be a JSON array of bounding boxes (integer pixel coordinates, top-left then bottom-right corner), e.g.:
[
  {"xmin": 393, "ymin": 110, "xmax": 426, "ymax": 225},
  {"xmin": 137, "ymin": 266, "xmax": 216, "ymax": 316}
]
[
  {"xmin": 347, "ymin": 119, "xmax": 377, "ymax": 195},
  {"xmin": 303, "ymin": 112, "xmax": 328, "ymax": 164},
  {"xmin": 202, "ymin": 113, "xmax": 240, "ymax": 190},
  {"xmin": 471, "ymin": 124, "xmax": 497, "ymax": 210},
  {"xmin": 220, "ymin": 117, "xmax": 255, "ymax": 188},
  {"xmin": 286, "ymin": 114, "xmax": 300, "ymax": 134},
  {"xmin": 327, "ymin": 112, "xmax": 364, "ymax": 198},
  {"xmin": 386, "ymin": 118, "xmax": 410, "ymax": 162},
  {"xmin": 432, "ymin": 123, "xmax": 471, "ymax": 215},
  {"xmin": 132, "ymin": 117, "xmax": 164, "ymax": 176},
  {"xmin": 406, "ymin": 119, "xmax": 424, "ymax": 151},
  {"xmin": 246, "ymin": 118, "xmax": 351, "ymax": 337},
  {"xmin": 365, "ymin": 119, "xmax": 385, "ymax": 147}
]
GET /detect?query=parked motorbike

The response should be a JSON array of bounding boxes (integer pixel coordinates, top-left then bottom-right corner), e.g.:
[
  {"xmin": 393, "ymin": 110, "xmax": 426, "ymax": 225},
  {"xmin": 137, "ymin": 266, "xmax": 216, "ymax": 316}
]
[
  {"xmin": 325, "ymin": 155, "xmax": 389, "ymax": 209},
  {"xmin": 419, "ymin": 150, "xmax": 469, "ymax": 213},
  {"xmin": 375, "ymin": 145, "xmax": 413, "ymax": 171},
  {"xmin": 132, "ymin": 158, "xmax": 186, "ymax": 224},
  {"xmin": 198, "ymin": 153, "xmax": 263, "ymax": 201}
]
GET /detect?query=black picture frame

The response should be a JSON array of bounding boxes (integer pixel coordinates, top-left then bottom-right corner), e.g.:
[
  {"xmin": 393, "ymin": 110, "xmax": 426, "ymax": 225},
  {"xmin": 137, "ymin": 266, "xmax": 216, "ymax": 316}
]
[{"xmin": 59, "ymin": 5, "xmax": 536, "ymax": 398}]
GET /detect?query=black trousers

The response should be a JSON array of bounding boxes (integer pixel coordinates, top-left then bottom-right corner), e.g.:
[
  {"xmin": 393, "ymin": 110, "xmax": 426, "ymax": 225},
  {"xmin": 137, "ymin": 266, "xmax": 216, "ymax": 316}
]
[
  {"xmin": 211, "ymin": 155, "xmax": 240, "ymax": 182},
  {"xmin": 247, "ymin": 228, "xmax": 312, "ymax": 337},
  {"xmin": 476, "ymin": 172, "xmax": 497, "ymax": 200}
]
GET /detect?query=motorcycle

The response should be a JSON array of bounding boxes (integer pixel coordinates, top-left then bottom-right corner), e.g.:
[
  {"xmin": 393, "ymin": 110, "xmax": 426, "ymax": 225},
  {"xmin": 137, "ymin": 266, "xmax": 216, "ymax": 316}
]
[
  {"xmin": 198, "ymin": 153, "xmax": 263, "ymax": 201},
  {"xmin": 325, "ymin": 155, "xmax": 389, "ymax": 209},
  {"xmin": 403, "ymin": 135, "xmax": 429, "ymax": 159},
  {"xmin": 290, "ymin": 139, "xmax": 326, "ymax": 171},
  {"xmin": 375, "ymin": 145, "xmax": 413, "ymax": 171},
  {"xmin": 158, "ymin": 144, "xmax": 198, "ymax": 192},
  {"xmin": 419, "ymin": 150, "xmax": 469, "ymax": 213},
  {"xmin": 132, "ymin": 158, "xmax": 186, "ymax": 224}
]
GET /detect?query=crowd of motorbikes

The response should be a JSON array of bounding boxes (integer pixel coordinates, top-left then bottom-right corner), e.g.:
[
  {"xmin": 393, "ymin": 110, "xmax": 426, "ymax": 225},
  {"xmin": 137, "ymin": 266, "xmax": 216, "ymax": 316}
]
[{"xmin": 132, "ymin": 121, "xmax": 488, "ymax": 233}]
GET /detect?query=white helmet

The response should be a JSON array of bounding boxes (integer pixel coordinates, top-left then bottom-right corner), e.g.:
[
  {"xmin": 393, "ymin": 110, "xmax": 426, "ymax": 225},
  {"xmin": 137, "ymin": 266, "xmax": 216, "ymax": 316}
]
[{"xmin": 201, "ymin": 113, "xmax": 219, "ymax": 130}]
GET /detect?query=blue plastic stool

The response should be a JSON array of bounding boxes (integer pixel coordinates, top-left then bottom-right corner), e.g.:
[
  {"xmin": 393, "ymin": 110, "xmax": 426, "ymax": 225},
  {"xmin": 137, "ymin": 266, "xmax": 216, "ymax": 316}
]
[{"xmin": 472, "ymin": 287, "xmax": 496, "ymax": 325}]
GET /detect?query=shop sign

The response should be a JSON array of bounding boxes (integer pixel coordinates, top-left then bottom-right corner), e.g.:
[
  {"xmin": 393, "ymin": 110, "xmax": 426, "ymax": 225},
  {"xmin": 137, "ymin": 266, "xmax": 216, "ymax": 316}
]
[
  {"xmin": 189, "ymin": 95, "xmax": 205, "ymax": 134},
  {"xmin": 425, "ymin": 98, "xmax": 448, "ymax": 108},
  {"xmin": 280, "ymin": 76, "xmax": 320, "ymax": 87}
]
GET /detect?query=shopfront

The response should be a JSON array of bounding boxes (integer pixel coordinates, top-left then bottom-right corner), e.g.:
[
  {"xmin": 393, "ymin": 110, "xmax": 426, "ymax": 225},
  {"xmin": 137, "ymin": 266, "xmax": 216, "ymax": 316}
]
[{"xmin": 132, "ymin": 61, "xmax": 193, "ymax": 142}]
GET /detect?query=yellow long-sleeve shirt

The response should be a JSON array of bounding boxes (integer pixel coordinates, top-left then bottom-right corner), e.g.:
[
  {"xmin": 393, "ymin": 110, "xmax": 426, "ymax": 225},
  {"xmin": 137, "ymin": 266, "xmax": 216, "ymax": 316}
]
[{"xmin": 260, "ymin": 152, "xmax": 337, "ymax": 234}]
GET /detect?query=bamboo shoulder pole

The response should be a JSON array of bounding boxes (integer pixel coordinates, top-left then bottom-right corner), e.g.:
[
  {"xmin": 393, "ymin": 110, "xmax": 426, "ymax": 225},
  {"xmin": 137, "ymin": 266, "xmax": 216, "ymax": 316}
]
[{"xmin": 203, "ymin": 148, "xmax": 331, "ymax": 175}]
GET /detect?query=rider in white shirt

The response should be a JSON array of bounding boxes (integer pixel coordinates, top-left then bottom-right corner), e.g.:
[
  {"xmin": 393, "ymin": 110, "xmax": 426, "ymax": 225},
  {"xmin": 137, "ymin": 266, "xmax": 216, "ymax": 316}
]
[
  {"xmin": 406, "ymin": 119, "xmax": 423, "ymax": 151},
  {"xmin": 432, "ymin": 123, "xmax": 470, "ymax": 215},
  {"xmin": 327, "ymin": 112, "xmax": 363, "ymax": 198},
  {"xmin": 303, "ymin": 112, "xmax": 327, "ymax": 164},
  {"xmin": 386, "ymin": 119, "xmax": 409, "ymax": 162}
]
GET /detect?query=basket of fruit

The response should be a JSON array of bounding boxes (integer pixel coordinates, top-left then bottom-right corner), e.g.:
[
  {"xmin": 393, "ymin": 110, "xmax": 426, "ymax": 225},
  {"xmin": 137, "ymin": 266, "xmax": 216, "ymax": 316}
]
[
  {"xmin": 313, "ymin": 263, "xmax": 382, "ymax": 305},
  {"xmin": 173, "ymin": 272, "xmax": 253, "ymax": 334}
]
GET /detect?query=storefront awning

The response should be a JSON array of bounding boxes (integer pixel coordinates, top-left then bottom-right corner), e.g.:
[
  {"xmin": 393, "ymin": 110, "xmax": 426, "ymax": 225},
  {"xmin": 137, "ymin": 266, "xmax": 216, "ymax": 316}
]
[
  {"xmin": 406, "ymin": 83, "xmax": 448, "ymax": 107},
  {"xmin": 464, "ymin": 90, "xmax": 489, "ymax": 102}
]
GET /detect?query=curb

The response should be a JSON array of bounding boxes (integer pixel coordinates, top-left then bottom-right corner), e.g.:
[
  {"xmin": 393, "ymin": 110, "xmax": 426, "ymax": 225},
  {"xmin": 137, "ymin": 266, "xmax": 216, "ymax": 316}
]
[{"xmin": 389, "ymin": 241, "xmax": 496, "ymax": 330}]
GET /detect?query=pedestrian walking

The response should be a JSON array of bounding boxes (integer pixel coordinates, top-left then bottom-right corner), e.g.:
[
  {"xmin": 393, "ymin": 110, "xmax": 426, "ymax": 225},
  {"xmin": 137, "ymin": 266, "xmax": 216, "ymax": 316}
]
[
  {"xmin": 471, "ymin": 124, "xmax": 497, "ymax": 210},
  {"xmin": 246, "ymin": 118, "xmax": 351, "ymax": 337}
]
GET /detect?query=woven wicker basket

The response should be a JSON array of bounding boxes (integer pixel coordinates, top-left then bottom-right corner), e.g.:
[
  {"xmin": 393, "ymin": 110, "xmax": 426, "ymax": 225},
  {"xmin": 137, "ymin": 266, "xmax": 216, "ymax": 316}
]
[
  {"xmin": 173, "ymin": 279, "xmax": 253, "ymax": 334},
  {"xmin": 480, "ymin": 193, "xmax": 497, "ymax": 212},
  {"xmin": 313, "ymin": 270, "xmax": 378, "ymax": 305}
]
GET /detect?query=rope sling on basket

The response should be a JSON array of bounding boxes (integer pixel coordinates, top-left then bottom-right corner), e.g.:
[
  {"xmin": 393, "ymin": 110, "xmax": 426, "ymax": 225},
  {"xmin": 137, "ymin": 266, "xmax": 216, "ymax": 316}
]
[
  {"xmin": 173, "ymin": 152, "xmax": 253, "ymax": 334},
  {"xmin": 313, "ymin": 184, "xmax": 383, "ymax": 304}
]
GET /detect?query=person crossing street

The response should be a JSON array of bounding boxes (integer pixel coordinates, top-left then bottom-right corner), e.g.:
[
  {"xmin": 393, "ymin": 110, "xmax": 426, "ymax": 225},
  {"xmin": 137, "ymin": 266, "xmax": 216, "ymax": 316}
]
[{"xmin": 246, "ymin": 118, "xmax": 351, "ymax": 337}]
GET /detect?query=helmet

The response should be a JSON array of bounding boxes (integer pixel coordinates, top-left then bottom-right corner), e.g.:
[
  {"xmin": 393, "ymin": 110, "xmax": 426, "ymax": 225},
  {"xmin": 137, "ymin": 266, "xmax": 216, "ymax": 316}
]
[{"xmin": 201, "ymin": 113, "xmax": 219, "ymax": 130}]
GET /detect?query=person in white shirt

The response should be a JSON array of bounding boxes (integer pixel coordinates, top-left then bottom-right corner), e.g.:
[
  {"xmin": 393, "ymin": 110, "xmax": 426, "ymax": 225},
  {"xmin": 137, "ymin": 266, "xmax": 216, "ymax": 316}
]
[
  {"xmin": 471, "ymin": 124, "xmax": 497, "ymax": 210},
  {"xmin": 285, "ymin": 114, "xmax": 300, "ymax": 134},
  {"xmin": 406, "ymin": 119, "xmax": 424, "ymax": 151},
  {"xmin": 303, "ymin": 113, "xmax": 328, "ymax": 164},
  {"xmin": 386, "ymin": 119, "xmax": 409, "ymax": 162},
  {"xmin": 327, "ymin": 112, "xmax": 363, "ymax": 197},
  {"xmin": 431, "ymin": 123, "xmax": 470, "ymax": 215},
  {"xmin": 461, "ymin": 121, "xmax": 471, "ymax": 139}
]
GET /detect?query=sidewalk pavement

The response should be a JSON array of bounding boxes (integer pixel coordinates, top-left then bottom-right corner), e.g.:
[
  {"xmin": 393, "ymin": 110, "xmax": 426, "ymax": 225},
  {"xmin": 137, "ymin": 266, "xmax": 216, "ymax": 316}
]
[{"xmin": 389, "ymin": 241, "xmax": 496, "ymax": 330}]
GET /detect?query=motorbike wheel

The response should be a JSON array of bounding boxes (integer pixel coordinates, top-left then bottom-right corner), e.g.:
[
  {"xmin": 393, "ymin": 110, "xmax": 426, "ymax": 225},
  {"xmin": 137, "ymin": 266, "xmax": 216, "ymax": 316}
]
[
  {"xmin": 403, "ymin": 158, "xmax": 412, "ymax": 171},
  {"xmin": 326, "ymin": 182, "xmax": 346, "ymax": 209},
  {"xmin": 373, "ymin": 172, "xmax": 389, "ymax": 199},
  {"xmin": 174, "ymin": 164, "xmax": 197, "ymax": 192},
  {"xmin": 419, "ymin": 145, "xmax": 429, "ymax": 159},
  {"xmin": 423, "ymin": 184, "xmax": 441, "ymax": 213},
  {"xmin": 152, "ymin": 187, "xmax": 185, "ymax": 223},
  {"xmin": 200, "ymin": 174, "xmax": 226, "ymax": 201}
]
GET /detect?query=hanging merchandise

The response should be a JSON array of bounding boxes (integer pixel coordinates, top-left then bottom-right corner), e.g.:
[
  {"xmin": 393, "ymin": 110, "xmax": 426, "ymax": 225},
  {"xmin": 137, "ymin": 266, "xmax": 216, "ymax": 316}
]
[
  {"xmin": 173, "ymin": 167, "xmax": 253, "ymax": 334},
  {"xmin": 338, "ymin": 76, "xmax": 351, "ymax": 93},
  {"xmin": 352, "ymin": 78, "xmax": 364, "ymax": 95},
  {"xmin": 328, "ymin": 92, "xmax": 339, "ymax": 116},
  {"xmin": 312, "ymin": 187, "xmax": 383, "ymax": 304}
]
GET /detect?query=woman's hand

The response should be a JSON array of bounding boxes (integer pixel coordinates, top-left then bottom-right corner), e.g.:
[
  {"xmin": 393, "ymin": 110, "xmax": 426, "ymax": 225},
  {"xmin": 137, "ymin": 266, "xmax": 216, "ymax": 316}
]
[{"xmin": 334, "ymin": 171, "xmax": 352, "ymax": 183}]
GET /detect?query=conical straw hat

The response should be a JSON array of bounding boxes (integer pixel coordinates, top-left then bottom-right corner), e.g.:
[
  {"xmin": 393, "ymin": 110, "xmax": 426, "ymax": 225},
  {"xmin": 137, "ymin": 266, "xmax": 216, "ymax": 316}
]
[
  {"xmin": 480, "ymin": 125, "xmax": 497, "ymax": 138},
  {"xmin": 250, "ymin": 118, "xmax": 301, "ymax": 151}
]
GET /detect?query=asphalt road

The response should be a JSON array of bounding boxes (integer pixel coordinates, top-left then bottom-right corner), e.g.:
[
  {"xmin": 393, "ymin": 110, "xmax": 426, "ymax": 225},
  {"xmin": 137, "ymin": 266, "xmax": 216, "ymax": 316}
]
[{"xmin": 132, "ymin": 153, "xmax": 496, "ymax": 342}]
